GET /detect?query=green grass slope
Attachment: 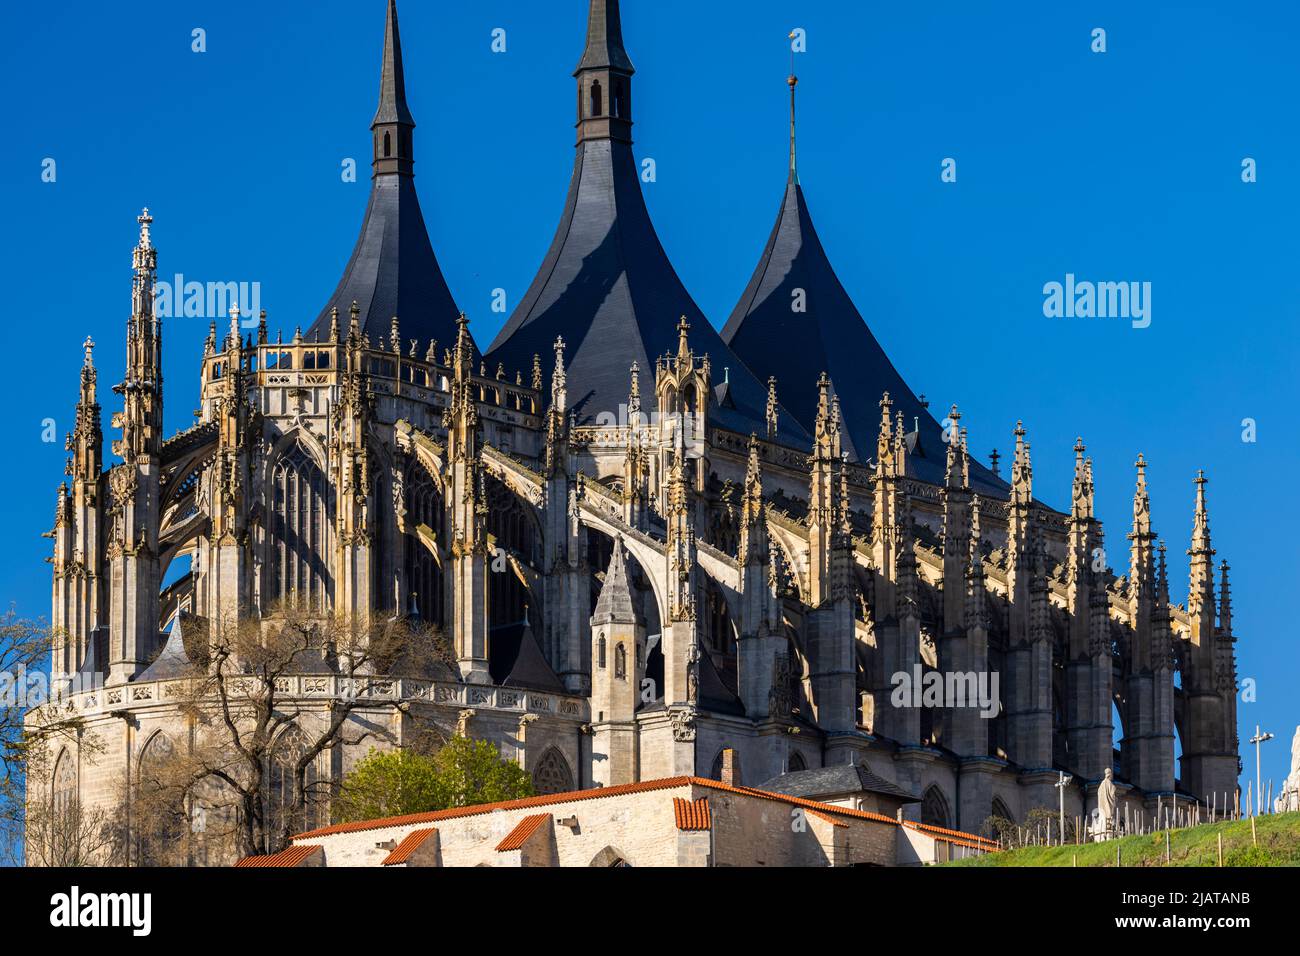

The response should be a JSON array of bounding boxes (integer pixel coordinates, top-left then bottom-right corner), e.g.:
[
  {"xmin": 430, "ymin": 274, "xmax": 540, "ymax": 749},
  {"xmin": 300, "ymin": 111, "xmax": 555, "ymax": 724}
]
[{"xmin": 947, "ymin": 812, "xmax": 1300, "ymax": 867}]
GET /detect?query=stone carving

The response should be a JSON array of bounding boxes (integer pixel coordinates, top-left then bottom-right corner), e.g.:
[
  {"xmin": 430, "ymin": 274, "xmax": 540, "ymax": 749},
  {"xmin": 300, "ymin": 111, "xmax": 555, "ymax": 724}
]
[
  {"xmin": 668, "ymin": 706, "xmax": 697, "ymax": 742},
  {"xmin": 1092, "ymin": 767, "xmax": 1118, "ymax": 840}
]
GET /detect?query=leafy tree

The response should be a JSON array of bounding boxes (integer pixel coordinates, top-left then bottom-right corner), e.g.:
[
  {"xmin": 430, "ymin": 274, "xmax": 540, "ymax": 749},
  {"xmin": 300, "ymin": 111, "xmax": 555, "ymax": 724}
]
[{"xmin": 335, "ymin": 736, "xmax": 533, "ymax": 823}]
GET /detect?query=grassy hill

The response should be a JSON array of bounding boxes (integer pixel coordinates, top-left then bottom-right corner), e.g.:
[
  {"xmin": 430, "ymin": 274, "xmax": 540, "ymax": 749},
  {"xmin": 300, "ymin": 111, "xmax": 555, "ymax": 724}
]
[{"xmin": 947, "ymin": 811, "xmax": 1300, "ymax": 867}]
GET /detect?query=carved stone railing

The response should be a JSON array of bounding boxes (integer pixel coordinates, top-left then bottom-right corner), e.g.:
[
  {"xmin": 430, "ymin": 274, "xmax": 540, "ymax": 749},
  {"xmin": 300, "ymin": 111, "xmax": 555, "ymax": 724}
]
[{"xmin": 34, "ymin": 675, "xmax": 589, "ymax": 724}]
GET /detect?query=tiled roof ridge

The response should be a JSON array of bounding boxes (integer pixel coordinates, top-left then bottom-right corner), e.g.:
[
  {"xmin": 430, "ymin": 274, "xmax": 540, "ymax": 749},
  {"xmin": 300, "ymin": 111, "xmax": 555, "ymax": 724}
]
[
  {"xmin": 290, "ymin": 773, "xmax": 995, "ymax": 851},
  {"xmin": 495, "ymin": 813, "xmax": 552, "ymax": 852},
  {"xmin": 672, "ymin": 796, "xmax": 712, "ymax": 831},
  {"xmin": 234, "ymin": 844, "xmax": 323, "ymax": 868},
  {"xmin": 381, "ymin": 827, "xmax": 438, "ymax": 866}
]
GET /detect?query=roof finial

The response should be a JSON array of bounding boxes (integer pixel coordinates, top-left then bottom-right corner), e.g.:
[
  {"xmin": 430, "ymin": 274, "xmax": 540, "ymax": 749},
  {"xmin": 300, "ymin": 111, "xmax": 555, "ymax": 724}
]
[
  {"xmin": 372, "ymin": 0, "xmax": 416, "ymax": 177},
  {"xmin": 136, "ymin": 207, "xmax": 153, "ymax": 250},
  {"xmin": 787, "ymin": 32, "xmax": 799, "ymax": 185}
]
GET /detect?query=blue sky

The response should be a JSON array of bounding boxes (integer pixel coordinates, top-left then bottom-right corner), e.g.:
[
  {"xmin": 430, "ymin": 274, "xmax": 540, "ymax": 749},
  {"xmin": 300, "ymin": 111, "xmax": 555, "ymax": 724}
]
[{"xmin": 1, "ymin": 0, "xmax": 1296, "ymax": 795}]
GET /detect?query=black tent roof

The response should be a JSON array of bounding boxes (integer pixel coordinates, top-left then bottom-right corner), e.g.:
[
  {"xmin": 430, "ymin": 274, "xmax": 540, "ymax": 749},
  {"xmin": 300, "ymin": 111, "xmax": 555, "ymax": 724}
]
[
  {"xmin": 305, "ymin": 0, "xmax": 464, "ymax": 349},
  {"xmin": 722, "ymin": 181, "xmax": 1007, "ymax": 495},
  {"xmin": 485, "ymin": 0, "xmax": 808, "ymax": 446}
]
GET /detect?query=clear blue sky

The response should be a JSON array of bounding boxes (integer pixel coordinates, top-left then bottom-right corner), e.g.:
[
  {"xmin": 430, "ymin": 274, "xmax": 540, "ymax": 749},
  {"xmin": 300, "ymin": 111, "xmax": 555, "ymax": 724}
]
[{"xmin": 1, "ymin": 0, "xmax": 1296, "ymax": 795}]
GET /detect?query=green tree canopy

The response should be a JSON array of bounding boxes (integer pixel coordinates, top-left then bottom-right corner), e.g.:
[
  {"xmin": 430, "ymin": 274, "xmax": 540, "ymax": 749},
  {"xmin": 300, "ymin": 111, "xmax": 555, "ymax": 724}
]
[{"xmin": 335, "ymin": 736, "xmax": 534, "ymax": 823}]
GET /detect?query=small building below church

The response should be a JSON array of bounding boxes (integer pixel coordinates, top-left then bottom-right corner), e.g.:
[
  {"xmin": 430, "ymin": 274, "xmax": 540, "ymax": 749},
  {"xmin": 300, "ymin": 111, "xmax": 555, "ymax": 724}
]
[{"xmin": 237, "ymin": 775, "xmax": 994, "ymax": 868}]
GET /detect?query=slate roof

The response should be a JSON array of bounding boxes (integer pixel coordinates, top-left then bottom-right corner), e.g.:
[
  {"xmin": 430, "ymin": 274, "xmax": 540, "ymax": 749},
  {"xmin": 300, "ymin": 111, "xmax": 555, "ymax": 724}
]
[
  {"xmin": 305, "ymin": 1, "xmax": 463, "ymax": 349},
  {"xmin": 722, "ymin": 181, "xmax": 1007, "ymax": 495},
  {"xmin": 136, "ymin": 614, "xmax": 195, "ymax": 682},
  {"xmin": 485, "ymin": 2, "xmax": 808, "ymax": 447},
  {"xmin": 592, "ymin": 537, "xmax": 637, "ymax": 624},
  {"xmin": 756, "ymin": 763, "xmax": 921, "ymax": 803}
]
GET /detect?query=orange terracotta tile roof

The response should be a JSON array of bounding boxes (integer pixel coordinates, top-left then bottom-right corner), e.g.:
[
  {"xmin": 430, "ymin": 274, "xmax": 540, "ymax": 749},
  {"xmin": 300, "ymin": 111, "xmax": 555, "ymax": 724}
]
[
  {"xmin": 382, "ymin": 827, "xmax": 437, "ymax": 866},
  {"xmin": 290, "ymin": 774, "xmax": 993, "ymax": 853},
  {"xmin": 293, "ymin": 776, "xmax": 698, "ymax": 839},
  {"xmin": 495, "ymin": 813, "xmax": 551, "ymax": 852},
  {"xmin": 235, "ymin": 844, "xmax": 322, "ymax": 868},
  {"xmin": 900, "ymin": 819, "xmax": 999, "ymax": 849},
  {"xmin": 673, "ymin": 797, "xmax": 712, "ymax": 831}
]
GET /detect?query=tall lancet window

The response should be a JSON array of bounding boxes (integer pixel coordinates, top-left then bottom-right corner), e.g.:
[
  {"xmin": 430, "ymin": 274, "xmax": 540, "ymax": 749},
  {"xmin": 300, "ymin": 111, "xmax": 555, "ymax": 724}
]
[
  {"xmin": 590, "ymin": 80, "xmax": 602, "ymax": 117},
  {"xmin": 269, "ymin": 442, "xmax": 332, "ymax": 612}
]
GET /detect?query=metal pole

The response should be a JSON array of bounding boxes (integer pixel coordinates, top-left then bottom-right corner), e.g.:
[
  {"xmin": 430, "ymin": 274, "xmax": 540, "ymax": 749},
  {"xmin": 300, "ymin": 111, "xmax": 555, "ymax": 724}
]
[{"xmin": 1249, "ymin": 725, "xmax": 1273, "ymax": 816}]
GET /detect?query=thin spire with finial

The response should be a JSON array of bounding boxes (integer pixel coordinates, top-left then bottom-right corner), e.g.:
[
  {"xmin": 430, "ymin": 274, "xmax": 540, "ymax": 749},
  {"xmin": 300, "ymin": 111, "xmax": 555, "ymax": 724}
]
[{"xmin": 787, "ymin": 32, "xmax": 799, "ymax": 184}]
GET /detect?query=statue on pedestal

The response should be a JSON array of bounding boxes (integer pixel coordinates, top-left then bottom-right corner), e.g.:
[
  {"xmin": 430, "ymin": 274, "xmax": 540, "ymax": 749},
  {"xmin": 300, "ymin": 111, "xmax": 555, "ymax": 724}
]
[{"xmin": 1091, "ymin": 767, "xmax": 1118, "ymax": 841}]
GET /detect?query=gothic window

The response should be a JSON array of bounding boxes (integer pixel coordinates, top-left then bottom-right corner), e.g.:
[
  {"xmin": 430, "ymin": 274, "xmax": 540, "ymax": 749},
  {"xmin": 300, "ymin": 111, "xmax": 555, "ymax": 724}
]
[
  {"xmin": 267, "ymin": 728, "xmax": 322, "ymax": 839},
  {"xmin": 614, "ymin": 642, "xmax": 626, "ymax": 679},
  {"xmin": 384, "ymin": 131, "xmax": 392, "ymax": 157},
  {"xmin": 613, "ymin": 80, "xmax": 625, "ymax": 118},
  {"xmin": 269, "ymin": 442, "xmax": 332, "ymax": 612},
  {"xmin": 787, "ymin": 751, "xmax": 807, "ymax": 773},
  {"xmin": 531, "ymin": 748, "xmax": 574, "ymax": 796},
  {"xmin": 597, "ymin": 636, "xmax": 607, "ymax": 668},
  {"xmin": 52, "ymin": 749, "xmax": 76, "ymax": 820},
  {"xmin": 921, "ymin": 785, "xmax": 951, "ymax": 829},
  {"xmin": 404, "ymin": 463, "xmax": 444, "ymax": 626},
  {"xmin": 589, "ymin": 846, "xmax": 630, "ymax": 867},
  {"xmin": 590, "ymin": 79, "xmax": 602, "ymax": 117},
  {"xmin": 137, "ymin": 732, "xmax": 184, "ymax": 865},
  {"xmin": 991, "ymin": 797, "xmax": 1014, "ymax": 825}
]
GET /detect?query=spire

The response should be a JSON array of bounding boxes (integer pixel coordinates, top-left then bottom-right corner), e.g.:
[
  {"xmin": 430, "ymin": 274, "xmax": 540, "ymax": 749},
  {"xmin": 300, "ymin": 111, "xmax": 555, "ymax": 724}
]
[
  {"xmin": 593, "ymin": 537, "xmax": 638, "ymax": 624},
  {"xmin": 1218, "ymin": 561, "xmax": 1233, "ymax": 636},
  {"xmin": 1071, "ymin": 437, "xmax": 1094, "ymax": 521},
  {"xmin": 486, "ymin": 0, "xmax": 793, "ymax": 443},
  {"xmin": 1011, "ymin": 421, "xmax": 1032, "ymax": 506},
  {"xmin": 1128, "ymin": 454, "xmax": 1157, "ymax": 602},
  {"xmin": 627, "ymin": 360, "xmax": 640, "ymax": 422},
  {"xmin": 372, "ymin": 0, "xmax": 415, "ymax": 176},
  {"xmin": 576, "ymin": 0, "xmax": 634, "ymax": 72},
  {"xmin": 787, "ymin": 48, "xmax": 799, "ymax": 184},
  {"xmin": 765, "ymin": 377, "xmax": 779, "ymax": 440},
  {"xmin": 575, "ymin": 0, "xmax": 635, "ymax": 145},
  {"xmin": 309, "ymin": 0, "xmax": 462, "ymax": 348},
  {"xmin": 1188, "ymin": 470, "xmax": 1216, "ymax": 612}
]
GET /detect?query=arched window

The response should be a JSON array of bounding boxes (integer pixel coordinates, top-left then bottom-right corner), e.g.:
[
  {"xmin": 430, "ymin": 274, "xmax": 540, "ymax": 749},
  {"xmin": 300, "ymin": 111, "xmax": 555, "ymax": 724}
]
[
  {"xmin": 613, "ymin": 80, "xmax": 625, "ymax": 118},
  {"xmin": 52, "ymin": 749, "xmax": 77, "ymax": 819},
  {"xmin": 268, "ymin": 442, "xmax": 332, "ymax": 612},
  {"xmin": 991, "ymin": 797, "xmax": 1014, "ymax": 825},
  {"xmin": 921, "ymin": 785, "xmax": 951, "ymax": 829},
  {"xmin": 383, "ymin": 131, "xmax": 392, "ymax": 157},
  {"xmin": 787, "ymin": 751, "xmax": 807, "ymax": 773},
  {"xmin": 589, "ymin": 845, "xmax": 630, "ymax": 867},
  {"xmin": 404, "ymin": 462, "xmax": 444, "ymax": 626},
  {"xmin": 590, "ymin": 80, "xmax": 602, "ymax": 117},
  {"xmin": 267, "ymin": 728, "xmax": 322, "ymax": 841},
  {"xmin": 531, "ymin": 748, "xmax": 574, "ymax": 796},
  {"xmin": 137, "ymin": 732, "xmax": 184, "ymax": 865},
  {"xmin": 597, "ymin": 636, "xmax": 607, "ymax": 668},
  {"xmin": 614, "ymin": 642, "xmax": 626, "ymax": 679}
]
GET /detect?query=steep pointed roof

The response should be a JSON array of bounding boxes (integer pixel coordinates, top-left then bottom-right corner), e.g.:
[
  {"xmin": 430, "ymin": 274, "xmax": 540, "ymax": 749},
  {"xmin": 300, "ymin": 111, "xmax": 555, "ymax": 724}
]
[
  {"xmin": 722, "ymin": 180, "xmax": 1005, "ymax": 495},
  {"xmin": 593, "ymin": 538, "xmax": 638, "ymax": 624},
  {"xmin": 373, "ymin": 0, "xmax": 414, "ymax": 127},
  {"xmin": 305, "ymin": 0, "xmax": 463, "ymax": 349},
  {"xmin": 485, "ymin": 0, "xmax": 807, "ymax": 446}
]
